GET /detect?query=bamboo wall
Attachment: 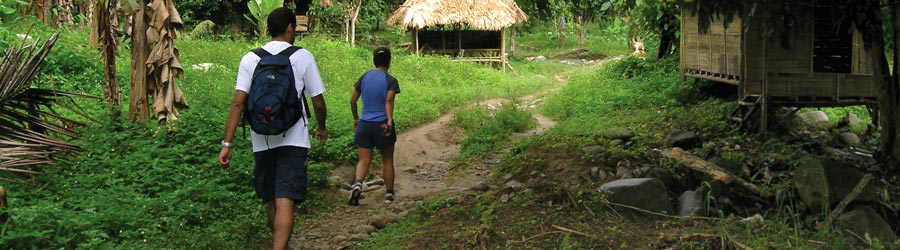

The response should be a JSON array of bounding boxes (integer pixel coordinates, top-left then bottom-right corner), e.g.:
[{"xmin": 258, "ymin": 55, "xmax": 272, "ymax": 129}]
[{"xmin": 681, "ymin": 12, "xmax": 742, "ymax": 84}]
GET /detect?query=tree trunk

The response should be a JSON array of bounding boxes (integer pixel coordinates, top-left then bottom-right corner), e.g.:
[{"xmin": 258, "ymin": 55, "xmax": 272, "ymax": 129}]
[
  {"xmin": 558, "ymin": 15, "xmax": 566, "ymax": 42},
  {"xmin": 97, "ymin": 0, "xmax": 121, "ymax": 113},
  {"xmin": 578, "ymin": 16, "xmax": 585, "ymax": 45},
  {"xmin": 129, "ymin": 0, "xmax": 150, "ymax": 121},
  {"xmin": 350, "ymin": 3, "xmax": 360, "ymax": 46},
  {"xmin": 883, "ymin": 1, "xmax": 900, "ymax": 171},
  {"xmin": 41, "ymin": 0, "xmax": 53, "ymax": 25},
  {"xmin": 89, "ymin": 0, "xmax": 99, "ymax": 46},
  {"xmin": 657, "ymin": 13, "xmax": 678, "ymax": 59}
]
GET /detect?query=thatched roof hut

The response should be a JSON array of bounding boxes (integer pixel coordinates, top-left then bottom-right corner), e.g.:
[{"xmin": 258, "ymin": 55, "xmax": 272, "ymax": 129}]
[
  {"xmin": 386, "ymin": 0, "xmax": 527, "ymax": 69},
  {"xmin": 387, "ymin": 0, "xmax": 527, "ymax": 31}
]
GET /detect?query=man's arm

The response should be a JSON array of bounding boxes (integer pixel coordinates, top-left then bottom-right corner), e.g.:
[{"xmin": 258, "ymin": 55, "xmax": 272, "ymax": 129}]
[
  {"xmin": 311, "ymin": 94, "xmax": 328, "ymax": 143},
  {"xmin": 218, "ymin": 91, "xmax": 248, "ymax": 168},
  {"xmin": 349, "ymin": 90, "xmax": 360, "ymax": 129}
]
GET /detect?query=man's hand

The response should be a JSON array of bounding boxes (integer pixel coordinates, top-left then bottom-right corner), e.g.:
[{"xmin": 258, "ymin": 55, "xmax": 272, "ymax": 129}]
[
  {"xmin": 218, "ymin": 147, "xmax": 232, "ymax": 169},
  {"xmin": 353, "ymin": 119, "xmax": 358, "ymax": 131},
  {"xmin": 316, "ymin": 127, "xmax": 328, "ymax": 143}
]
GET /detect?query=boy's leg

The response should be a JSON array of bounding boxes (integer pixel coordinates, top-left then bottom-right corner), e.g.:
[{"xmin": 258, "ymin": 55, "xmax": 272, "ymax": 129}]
[
  {"xmin": 381, "ymin": 146, "xmax": 395, "ymax": 192},
  {"xmin": 350, "ymin": 147, "xmax": 373, "ymax": 205},
  {"xmin": 355, "ymin": 147, "xmax": 373, "ymax": 183},
  {"xmin": 272, "ymin": 198, "xmax": 294, "ymax": 250}
]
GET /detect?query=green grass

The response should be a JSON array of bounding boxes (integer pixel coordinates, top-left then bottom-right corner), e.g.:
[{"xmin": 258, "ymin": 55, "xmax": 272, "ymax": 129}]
[
  {"xmin": 514, "ymin": 21, "xmax": 631, "ymax": 59},
  {"xmin": 0, "ymin": 19, "xmax": 551, "ymax": 248},
  {"xmin": 452, "ymin": 101, "xmax": 536, "ymax": 162}
]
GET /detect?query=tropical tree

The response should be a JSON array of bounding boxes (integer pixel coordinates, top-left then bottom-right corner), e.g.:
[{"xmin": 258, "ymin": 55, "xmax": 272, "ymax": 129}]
[{"xmin": 0, "ymin": 34, "xmax": 95, "ymax": 183}]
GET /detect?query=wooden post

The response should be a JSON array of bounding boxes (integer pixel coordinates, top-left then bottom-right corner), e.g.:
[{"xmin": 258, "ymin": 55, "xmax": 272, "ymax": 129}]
[
  {"xmin": 414, "ymin": 29, "xmax": 420, "ymax": 56},
  {"xmin": 500, "ymin": 28, "xmax": 507, "ymax": 71},
  {"xmin": 679, "ymin": 8, "xmax": 686, "ymax": 85},
  {"xmin": 761, "ymin": 28, "xmax": 769, "ymax": 135},
  {"xmin": 129, "ymin": 0, "xmax": 150, "ymax": 121},
  {"xmin": 457, "ymin": 27, "xmax": 462, "ymax": 56}
]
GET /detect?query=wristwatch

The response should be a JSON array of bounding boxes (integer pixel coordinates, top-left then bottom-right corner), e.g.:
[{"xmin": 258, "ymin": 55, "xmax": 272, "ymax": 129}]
[{"xmin": 221, "ymin": 141, "xmax": 233, "ymax": 148}]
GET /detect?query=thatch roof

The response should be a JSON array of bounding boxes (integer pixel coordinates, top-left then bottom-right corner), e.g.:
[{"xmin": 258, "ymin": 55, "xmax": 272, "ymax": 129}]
[{"xmin": 386, "ymin": 0, "xmax": 527, "ymax": 31}]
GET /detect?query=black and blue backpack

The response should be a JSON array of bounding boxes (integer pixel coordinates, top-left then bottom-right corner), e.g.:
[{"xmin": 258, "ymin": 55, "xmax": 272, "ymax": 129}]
[{"xmin": 244, "ymin": 46, "xmax": 310, "ymax": 135}]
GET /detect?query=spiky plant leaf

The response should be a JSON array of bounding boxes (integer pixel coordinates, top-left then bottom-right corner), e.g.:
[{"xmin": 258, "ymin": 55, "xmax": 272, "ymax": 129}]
[{"xmin": 0, "ymin": 33, "xmax": 97, "ymax": 182}]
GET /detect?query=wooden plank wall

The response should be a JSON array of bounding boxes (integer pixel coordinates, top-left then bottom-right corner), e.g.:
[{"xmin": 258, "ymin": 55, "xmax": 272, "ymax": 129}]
[{"xmin": 852, "ymin": 30, "xmax": 873, "ymax": 75}]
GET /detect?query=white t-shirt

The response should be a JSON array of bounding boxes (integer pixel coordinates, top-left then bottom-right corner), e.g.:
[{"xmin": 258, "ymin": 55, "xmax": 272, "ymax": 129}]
[{"xmin": 236, "ymin": 41, "xmax": 326, "ymax": 152}]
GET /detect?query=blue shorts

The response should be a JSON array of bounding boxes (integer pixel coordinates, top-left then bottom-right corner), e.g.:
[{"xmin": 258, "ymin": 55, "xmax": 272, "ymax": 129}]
[
  {"xmin": 354, "ymin": 120, "xmax": 397, "ymax": 150},
  {"xmin": 252, "ymin": 146, "xmax": 308, "ymax": 204}
]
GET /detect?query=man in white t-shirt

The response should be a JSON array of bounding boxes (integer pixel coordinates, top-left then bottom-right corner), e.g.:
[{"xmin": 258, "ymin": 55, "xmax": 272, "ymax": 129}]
[{"xmin": 218, "ymin": 7, "xmax": 327, "ymax": 250}]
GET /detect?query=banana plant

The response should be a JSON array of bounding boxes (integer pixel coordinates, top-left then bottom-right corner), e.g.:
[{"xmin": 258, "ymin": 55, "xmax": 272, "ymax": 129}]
[
  {"xmin": 245, "ymin": 0, "xmax": 285, "ymax": 36},
  {"xmin": 0, "ymin": 0, "xmax": 27, "ymax": 23}
]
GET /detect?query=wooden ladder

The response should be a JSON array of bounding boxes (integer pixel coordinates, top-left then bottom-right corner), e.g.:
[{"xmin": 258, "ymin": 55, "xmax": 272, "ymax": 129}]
[{"xmin": 728, "ymin": 95, "xmax": 761, "ymax": 129}]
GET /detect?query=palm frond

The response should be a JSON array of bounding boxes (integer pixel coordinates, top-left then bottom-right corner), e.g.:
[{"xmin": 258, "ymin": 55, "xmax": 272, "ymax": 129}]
[{"xmin": 0, "ymin": 33, "xmax": 96, "ymax": 183}]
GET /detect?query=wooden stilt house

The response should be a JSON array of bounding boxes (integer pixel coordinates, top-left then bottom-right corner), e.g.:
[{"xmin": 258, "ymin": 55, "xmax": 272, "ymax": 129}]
[
  {"xmin": 386, "ymin": 0, "xmax": 528, "ymax": 69},
  {"xmin": 678, "ymin": 0, "xmax": 878, "ymax": 131}
]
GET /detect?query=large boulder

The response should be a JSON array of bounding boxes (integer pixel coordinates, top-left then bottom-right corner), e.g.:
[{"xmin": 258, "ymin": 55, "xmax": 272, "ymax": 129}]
[
  {"xmin": 798, "ymin": 111, "xmax": 830, "ymax": 130},
  {"xmin": 665, "ymin": 131, "xmax": 702, "ymax": 150},
  {"xmin": 837, "ymin": 206, "xmax": 898, "ymax": 245},
  {"xmin": 599, "ymin": 178, "xmax": 673, "ymax": 215},
  {"xmin": 838, "ymin": 132, "xmax": 862, "ymax": 146},
  {"xmin": 794, "ymin": 158, "xmax": 880, "ymax": 212}
]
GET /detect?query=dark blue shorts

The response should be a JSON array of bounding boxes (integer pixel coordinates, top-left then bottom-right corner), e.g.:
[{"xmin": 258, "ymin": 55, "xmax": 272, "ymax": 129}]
[
  {"xmin": 252, "ymin": 146, "xmax": 308, "ymax": 204},
  {"xmin": 354, "ymin": 120, "xmax": 397, "ymax": 150}
]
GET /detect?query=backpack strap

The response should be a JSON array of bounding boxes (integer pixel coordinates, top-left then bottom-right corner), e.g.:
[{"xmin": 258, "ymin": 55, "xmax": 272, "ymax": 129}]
[
  {"xmin": 251, "ymin": 48, "xmax": 271, "ymax": 58},
  {"xmin": 278, "ymin": 46, "xmax": 301, "ymax": 56}
]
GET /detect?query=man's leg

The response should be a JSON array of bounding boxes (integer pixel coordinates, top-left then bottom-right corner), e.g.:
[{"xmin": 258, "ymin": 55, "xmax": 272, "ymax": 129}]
[
  {"xmin": 272, "ymin": 198, "xmax": 294, "ymax": 250},
  {"xmin": 266, "ymin": 201, "xmax": 276, "ymax": 230}
]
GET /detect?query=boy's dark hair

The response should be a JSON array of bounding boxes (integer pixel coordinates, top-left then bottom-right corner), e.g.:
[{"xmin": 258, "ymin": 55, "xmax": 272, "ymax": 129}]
[
  {"xmin": 373, "ymin": 47, "xmax": 391, "ymax": 69},
  {"xmin": 267, "ymin": 7, "xmax": 296, "ymax": 37}
]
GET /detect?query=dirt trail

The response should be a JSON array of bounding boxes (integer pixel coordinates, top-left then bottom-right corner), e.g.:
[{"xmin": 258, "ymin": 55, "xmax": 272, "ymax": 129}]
[{"xmin": 291, "ymin": 74, "xmax": 568, "ymax": 250}]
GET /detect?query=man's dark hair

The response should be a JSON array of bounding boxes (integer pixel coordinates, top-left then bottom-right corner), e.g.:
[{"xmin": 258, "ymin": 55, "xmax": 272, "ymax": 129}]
[
  {"xmin": 267, "ymin": 7, "xmax": 296, "ymax": 37},
  {"xmin": 373, "ymin": 47, "xmax": 391, "ymax": 69}
]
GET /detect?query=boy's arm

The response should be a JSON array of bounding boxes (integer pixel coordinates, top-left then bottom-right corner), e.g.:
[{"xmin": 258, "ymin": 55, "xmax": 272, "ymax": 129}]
[{"xmin": 385, "ymin": 90, "xmax": 396, "ymax": 127}]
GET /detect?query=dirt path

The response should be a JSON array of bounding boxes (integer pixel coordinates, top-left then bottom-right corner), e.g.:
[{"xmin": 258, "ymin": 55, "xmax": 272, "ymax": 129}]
[{"xmin": 290, "ymin": 74, "xmax": 570, "ymax": 250}]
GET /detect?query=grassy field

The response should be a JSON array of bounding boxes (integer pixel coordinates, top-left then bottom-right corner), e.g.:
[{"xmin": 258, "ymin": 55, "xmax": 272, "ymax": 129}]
[{"xmin": 0, "ymin": 20, "xmax": 553, "ymax": 248}]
